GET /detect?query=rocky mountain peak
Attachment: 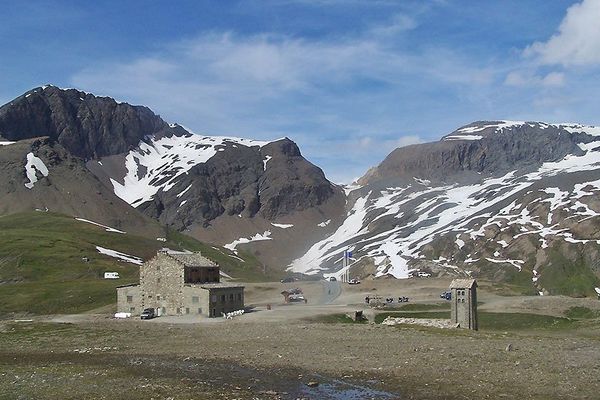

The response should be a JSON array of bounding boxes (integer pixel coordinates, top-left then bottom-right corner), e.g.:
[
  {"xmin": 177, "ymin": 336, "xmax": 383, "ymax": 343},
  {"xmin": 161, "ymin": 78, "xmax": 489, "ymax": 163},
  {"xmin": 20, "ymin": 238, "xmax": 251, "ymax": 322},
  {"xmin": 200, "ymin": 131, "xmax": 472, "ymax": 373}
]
[
  {"xmin": 359, "ymin": 120, "xmax": 597, "ymax": 185},
  {"xmin": 0, "ymin": 85, "xmax": 169, "ymax": 159}
]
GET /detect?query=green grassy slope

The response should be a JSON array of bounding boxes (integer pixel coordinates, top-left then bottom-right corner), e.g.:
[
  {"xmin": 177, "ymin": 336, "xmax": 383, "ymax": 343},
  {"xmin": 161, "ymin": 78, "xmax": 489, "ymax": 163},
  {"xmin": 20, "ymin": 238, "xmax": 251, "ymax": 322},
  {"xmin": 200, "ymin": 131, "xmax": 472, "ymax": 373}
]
[{"xmin": 0, "ymin": 212, "xmax": 278, "ymax": 316}]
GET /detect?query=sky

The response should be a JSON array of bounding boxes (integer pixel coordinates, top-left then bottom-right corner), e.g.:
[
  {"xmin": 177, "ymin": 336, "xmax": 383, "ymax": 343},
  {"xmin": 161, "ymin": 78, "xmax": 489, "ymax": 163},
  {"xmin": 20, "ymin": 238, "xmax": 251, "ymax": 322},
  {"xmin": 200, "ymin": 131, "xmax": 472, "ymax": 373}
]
[{"xmin": 1, "ymin": 0, "xmax": 600, "ymax": 183}]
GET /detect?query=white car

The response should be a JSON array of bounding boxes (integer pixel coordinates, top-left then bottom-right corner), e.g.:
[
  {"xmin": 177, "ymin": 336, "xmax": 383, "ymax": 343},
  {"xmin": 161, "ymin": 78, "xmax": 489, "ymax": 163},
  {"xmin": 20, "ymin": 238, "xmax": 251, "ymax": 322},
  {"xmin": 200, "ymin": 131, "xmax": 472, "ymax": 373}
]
[{"xmin": 348, "ymin": 278, "xmax": 361, "ymax": 285}]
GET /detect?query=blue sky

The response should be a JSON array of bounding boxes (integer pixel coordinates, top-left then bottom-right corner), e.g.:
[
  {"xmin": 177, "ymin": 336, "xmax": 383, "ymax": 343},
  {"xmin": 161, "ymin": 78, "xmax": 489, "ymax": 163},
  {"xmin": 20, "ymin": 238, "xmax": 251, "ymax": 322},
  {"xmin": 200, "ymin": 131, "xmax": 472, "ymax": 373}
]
[{"xmin": 2, "ymin": 0, "xmax": 600, "ymax": 183}]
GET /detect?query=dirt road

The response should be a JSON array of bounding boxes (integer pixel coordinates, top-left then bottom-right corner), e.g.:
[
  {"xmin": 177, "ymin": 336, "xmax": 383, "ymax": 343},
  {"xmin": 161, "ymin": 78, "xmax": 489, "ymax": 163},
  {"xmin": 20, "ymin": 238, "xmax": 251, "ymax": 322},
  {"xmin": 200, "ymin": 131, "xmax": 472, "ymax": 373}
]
[
  {"xmin": 320, "ymin": 280, "xmax": 342, "ymax": 304},
  {"xmin": 5, "ymin": 278, "xmax": 600, "ymax": 399}
]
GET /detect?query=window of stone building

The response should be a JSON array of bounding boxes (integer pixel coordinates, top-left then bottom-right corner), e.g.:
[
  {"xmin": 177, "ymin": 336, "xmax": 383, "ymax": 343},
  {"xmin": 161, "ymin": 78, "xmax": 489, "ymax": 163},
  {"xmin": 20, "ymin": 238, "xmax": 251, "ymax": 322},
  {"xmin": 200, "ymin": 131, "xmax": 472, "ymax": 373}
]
[
  {"xmin": 176, "ymin": 307, "xmax": 181, "ymax": 314},
  {"xmin": 157, "ymin": 295, "xmax": 161, "ymax": 300},
  {"xmin": 211, "ymin": 295, "xmax": 217, "ymax": 303},
  {"xmin": 186, "ymin": 308, "xmax": 190, "ymax": 314},
  {"xmin": 127, "ymin": 296, "xmax": 133, "ymax": 303},
  {"xmin": 157, "ymin": 265, "xmax": 160, "ymax": 271},
  {"xmin": 162, "ymin": 307, "xmax": 166, "ymax": 314},
  {"xmin": 237, "ymin": 293, "xmax": 242, "ymax": 301},
  {"xmin": 157, "ymin": 277, "xmax": 161, "ymax": 283},
  {"xmin": 192, "ymin": 296, "xmax": 199, "ymax": 303},
  {"xmin": 148, "ymin": 295, "xmax": 153, "ymax": 299},
  {"xmin": 220, "ymin": 294, "xmax": 226, "ymax": 302},
  {"xmin": 229, "ymin": 294, "xmax": 234, "ymax": 301},
  {"xmin": 197, "ymin": 308, "xmax": 202, "ymax": 314},
  {"xmin": 130, "ymin": 307, "xmax": 135, "ymax": 312}
]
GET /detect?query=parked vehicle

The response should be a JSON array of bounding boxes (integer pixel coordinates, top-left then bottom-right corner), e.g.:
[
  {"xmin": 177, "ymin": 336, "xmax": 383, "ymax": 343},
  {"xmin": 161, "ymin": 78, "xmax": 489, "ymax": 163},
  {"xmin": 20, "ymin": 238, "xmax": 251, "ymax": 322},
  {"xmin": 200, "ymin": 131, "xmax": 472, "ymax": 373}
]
[
  {"xmin": 140, "ymin": 308, "xmax": 156, "ymax": 320},
  {"xmin": 280, "ymin": 277, "xmax": 295, "ymax": 283},
  {"xmin": 328, "ymin": 276, "xmax": 337, "ymax": 282},
  {"xmin": 348, "ymin": 278, "xmax": 361, "ymax": 285},
  {"xmin": 440, "ymin": 291, "xmax": 452, "ymax": 300}
]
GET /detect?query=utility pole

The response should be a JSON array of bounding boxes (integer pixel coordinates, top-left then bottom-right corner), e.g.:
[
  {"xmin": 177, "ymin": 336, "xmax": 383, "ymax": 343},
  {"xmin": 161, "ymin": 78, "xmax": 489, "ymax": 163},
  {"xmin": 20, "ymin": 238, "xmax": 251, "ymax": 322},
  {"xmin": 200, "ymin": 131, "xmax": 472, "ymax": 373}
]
[
  {"xmin": 342, "ymin": 249, "xmax": 352, "ymax": 282},
  {"xmin": 342, "ymin": 250, "xmax": 346, "ymax": 282}
]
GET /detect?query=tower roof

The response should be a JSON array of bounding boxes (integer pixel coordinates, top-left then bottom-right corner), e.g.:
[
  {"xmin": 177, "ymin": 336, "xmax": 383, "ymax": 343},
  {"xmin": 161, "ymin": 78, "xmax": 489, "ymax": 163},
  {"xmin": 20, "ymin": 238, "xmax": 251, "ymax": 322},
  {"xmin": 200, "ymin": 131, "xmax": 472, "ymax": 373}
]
[
  {"xmin": 449, "ymin": 279, "xmax": 477, "ymax": 289},
  {"xmin": 160, "ymin": 249, "xmax": 217, "ymax": 267}
]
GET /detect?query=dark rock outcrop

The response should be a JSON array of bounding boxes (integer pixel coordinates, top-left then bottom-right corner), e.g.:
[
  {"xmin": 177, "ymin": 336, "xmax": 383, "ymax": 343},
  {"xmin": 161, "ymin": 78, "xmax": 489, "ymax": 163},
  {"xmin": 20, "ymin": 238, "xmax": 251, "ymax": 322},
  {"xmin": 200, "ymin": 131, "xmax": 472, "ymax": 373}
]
[
  {"xmin": 0, "ymin": 85, "xmax": 170, "ymax": 159},
  {"xmin": 140, "ymin": 138, "xmax": 342, "ymax": 229},
  {"xmin": 360, "ymin": 122, "xmax": 590, "ymax": 185}
]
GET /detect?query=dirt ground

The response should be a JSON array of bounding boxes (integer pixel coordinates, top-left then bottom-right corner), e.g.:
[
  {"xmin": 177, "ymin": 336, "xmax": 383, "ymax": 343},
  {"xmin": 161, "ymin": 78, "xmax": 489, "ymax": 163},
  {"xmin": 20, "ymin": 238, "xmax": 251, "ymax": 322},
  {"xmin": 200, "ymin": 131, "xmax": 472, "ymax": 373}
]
[{"xmin": 2, "ymin": 278, "xmax": 600, "ymax": 399}]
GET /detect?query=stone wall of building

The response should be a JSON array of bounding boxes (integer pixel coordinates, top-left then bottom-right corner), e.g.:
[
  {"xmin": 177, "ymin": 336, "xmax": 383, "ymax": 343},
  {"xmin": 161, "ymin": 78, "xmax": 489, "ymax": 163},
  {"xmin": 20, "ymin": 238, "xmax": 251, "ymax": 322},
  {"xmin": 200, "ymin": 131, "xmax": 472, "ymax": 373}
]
[
  {"xmin": 451, "ymin": 286, "xmax": 477, "ymax": 330},
  {"xmin": 116, "ymin": 285, "xmax": 140, "ymax": 314},
  {"xmin": 204, "ymin": 286, "xmax": 245, "ymax": 317},
  {"xmin": 140, "ymin": 252, "xmax": 185, "ymax": 315},
  {"xmin": 183, "ymin": 286, "xmax": 211, "ymax": 315},
  {"xmin": 117, "ymin": 250, "xmax": 245, "ymax": 318}
]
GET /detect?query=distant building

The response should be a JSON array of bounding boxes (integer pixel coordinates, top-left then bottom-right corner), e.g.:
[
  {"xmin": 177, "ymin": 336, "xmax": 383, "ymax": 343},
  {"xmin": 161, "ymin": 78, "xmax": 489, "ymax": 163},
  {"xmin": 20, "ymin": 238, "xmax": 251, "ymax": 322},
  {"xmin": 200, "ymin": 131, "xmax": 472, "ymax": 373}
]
[
  {"xmin": 450, "ymin": 279, "xmax": 478, "ymax": 330},
  {"xmin": 117, "ymin": 249, "xmax": 244, "ymax": 318}
]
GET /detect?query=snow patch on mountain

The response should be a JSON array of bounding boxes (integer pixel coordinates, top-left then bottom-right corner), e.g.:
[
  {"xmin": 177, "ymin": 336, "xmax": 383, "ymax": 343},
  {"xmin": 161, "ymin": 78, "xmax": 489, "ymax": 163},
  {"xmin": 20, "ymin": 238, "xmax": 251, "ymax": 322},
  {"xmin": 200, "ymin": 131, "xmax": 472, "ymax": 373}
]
[
  {"xmin": 96, "ymin": 246, "xmax": 143, "ymax": 265},
  {"xmin": 0, "ymin": 141, "xmax": 15, "ymax": 146},
  {"xmin": 290, "ymin": 194, "xmax": 371, "ymax": 274},
  {"xmin": 271, "ymin": 223, "xmax": 293, "ymax": 229},
  {"xmin": 176, "ymin": 184, "xmax": 193, "ymax": 198},
  {"xmin": 75, "ymin": 218, "xmax": 126, "ymax": 234},
  {"xmin": 291, "ymin": 131, "xmax": 600, "ymax": 278},
  {"xmin": 24, "ymin": 152, "xmax": 49, "ymax": 189},
  {"xmin": 445, "ymin": 121, "xmax": 600, "ymax": 141},
  {"xmin": 224, "ymin": 231, "xmax": 273, "ymax": 253},
  {"xmin": 263, "ymin": 155, "xmax": 272, "ymax": 170},
  {"xmin": 343, "ymin": 184, "xmax": 362, "ymax": 196},
  {"xmin": 110, "ymin": 134, "xmax": 273, "ymax": 207},
  {"xmin": 444, "ymin": 135, "xmax": 483, "ymax": 141},
  {"xmin": 452, "ymin": 120, "xmax": 526, "ymax": 136}
]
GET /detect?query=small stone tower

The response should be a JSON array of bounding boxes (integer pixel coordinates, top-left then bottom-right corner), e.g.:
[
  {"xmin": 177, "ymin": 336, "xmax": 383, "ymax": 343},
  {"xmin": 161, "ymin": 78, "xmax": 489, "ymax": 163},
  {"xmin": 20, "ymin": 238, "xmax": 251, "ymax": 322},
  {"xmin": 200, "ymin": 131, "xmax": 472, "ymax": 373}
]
[{"xmin": 450, "ymin": 279, "xmax": 478, "ymax": 330}]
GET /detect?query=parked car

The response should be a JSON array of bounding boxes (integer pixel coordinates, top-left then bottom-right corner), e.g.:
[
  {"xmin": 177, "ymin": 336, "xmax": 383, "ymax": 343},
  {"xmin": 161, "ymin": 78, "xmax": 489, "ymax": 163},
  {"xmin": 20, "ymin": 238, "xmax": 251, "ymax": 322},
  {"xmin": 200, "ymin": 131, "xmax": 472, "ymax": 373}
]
[
  {"xmin": 348, "ymin": 278, "xmax": 361, "ymax": 285},
  {"xmin": 328, "ymin": 276, "xmax": 337, "ymax": 282},
  {"xmin": 140, "ymin": 308, "xmax": 156, "ymax": 320},
  {"xmin": 440, "ymin": 291, "xmax": 452, "ymax": 300},
  {"xmin": 280, "ymin": 277, "xmax": 295, "ymax": 283}
]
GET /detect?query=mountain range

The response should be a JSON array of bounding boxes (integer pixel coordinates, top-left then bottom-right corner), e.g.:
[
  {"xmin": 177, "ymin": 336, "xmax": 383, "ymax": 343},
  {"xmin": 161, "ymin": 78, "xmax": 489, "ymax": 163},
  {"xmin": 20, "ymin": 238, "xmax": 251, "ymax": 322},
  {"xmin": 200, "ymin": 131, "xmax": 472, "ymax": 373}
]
[{"xmin": 2, "ymin": 86, "xmax": 599, "ymax": 296}]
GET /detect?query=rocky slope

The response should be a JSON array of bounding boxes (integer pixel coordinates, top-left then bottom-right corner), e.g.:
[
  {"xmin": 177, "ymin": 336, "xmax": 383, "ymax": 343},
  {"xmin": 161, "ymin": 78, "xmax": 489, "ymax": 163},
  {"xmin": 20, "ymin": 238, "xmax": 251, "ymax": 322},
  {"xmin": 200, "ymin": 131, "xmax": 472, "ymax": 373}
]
[
  {"xmin": 291, "ymin": 121, "xmax": 600, "ymax": 296},
  {"xmin": 0, "ymin": 86, "xmax": 345, "ymax": 267},
  {"xmin": 0, "ymin": 137, "xmax": 161, "ymax": 236},
  {"xmin": 3, "ymin": 86, "xmax": 600, "ymax": 293}
]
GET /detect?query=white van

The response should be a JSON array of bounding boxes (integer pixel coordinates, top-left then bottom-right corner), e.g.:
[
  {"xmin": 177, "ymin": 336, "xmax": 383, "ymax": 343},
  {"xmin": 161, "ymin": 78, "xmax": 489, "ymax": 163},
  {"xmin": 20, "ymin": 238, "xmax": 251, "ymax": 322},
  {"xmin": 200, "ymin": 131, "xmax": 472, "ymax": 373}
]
[{"xmin": 104, "ymin": 272, "xmax": 120, "ymax": 279}]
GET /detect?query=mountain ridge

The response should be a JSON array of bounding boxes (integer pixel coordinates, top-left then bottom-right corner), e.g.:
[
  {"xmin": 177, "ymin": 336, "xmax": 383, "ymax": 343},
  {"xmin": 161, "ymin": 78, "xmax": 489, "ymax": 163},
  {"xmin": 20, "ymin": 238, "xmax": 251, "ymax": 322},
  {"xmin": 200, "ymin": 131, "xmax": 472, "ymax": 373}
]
[
  {"xmin": 2, "ymin": 86, "xmax": 600, "ymax": 295},
  {"xmin": 292, "ymin": 120, "xmax": 600, "ymax": 296},
  {"xmin": 0, "ymin": 86, "xmax": 345, "ymax": 270}
]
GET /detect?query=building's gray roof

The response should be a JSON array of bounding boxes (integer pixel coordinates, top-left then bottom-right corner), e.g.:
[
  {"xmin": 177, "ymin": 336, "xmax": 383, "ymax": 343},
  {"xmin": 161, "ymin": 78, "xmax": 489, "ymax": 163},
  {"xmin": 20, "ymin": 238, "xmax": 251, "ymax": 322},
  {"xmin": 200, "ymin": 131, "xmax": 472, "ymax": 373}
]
[
  {"xmin": 197, "ymin": 283, "xmax": 245, "ymax": 290},
  {"xmin": 116, "ymin": 283, "xmax": 139, "ymax": 289},
  {"xmin": 449, "ymin": 279, "xmax": 477, "ymax": 289},
  {"xmin": 164, "ymin": 250, "xmax": 217, "ymax": 267}
]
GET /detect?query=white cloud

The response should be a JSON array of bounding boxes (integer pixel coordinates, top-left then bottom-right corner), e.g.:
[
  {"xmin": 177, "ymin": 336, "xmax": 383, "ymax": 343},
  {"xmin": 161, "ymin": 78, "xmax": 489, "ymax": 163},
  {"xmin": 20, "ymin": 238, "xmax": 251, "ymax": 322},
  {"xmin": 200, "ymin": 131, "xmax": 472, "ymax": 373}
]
[
  {"xmin": 525, "ymin": 0, "xmax": 600, "ymax": 66},
  {"xmin": 369, "ymin": 13, "xmax": 418, "ymax": 37},
  {"xmin": 541, "ymin": 71, "xmax": 565, "ymax": 86},
  {"xmin": 504, "ymin": 71, "xmax": 565, "ymax": 87},
  {"xmin": 70, "ymin": 26, "xmax": 494, "ymax": 182}
]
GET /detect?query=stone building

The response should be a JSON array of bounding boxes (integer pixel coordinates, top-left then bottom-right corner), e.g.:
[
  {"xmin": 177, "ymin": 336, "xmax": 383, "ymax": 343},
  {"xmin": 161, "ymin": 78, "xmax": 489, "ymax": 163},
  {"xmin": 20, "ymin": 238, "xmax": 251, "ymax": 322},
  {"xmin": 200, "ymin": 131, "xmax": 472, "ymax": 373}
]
[
  {"xmin": 117, "ymin": 249, "xmax": 244, "ymax": 318},
  {"xmin": 450, "ymin": 279, "xmax": 478, "ymax": 330}
]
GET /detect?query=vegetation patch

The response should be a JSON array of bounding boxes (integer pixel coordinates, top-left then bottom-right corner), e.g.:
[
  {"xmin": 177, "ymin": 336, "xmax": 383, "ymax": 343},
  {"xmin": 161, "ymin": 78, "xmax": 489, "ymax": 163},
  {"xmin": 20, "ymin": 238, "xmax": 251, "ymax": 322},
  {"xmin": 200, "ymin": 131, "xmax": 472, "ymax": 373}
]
[
  {"xmin": 375, "ymin": 310, "xmax": 575, "ymax": 330},
  {"xmin": 564, "ymin": 306, "xmax": 599, "ymax": 319},
  {"xmin": 0, "ymin": 212, "xmax": 270, "ymax": 316},
  {"xmin": 384, "ymin": 303, "xmax": 451, "ymax": 312},
  {"xmin": 305, "ymin": 313, "xmax": 368, "ymax": 324},
  {"xmin": 540, "ymin": 250, "xmax": 600, "ymax": 297}
]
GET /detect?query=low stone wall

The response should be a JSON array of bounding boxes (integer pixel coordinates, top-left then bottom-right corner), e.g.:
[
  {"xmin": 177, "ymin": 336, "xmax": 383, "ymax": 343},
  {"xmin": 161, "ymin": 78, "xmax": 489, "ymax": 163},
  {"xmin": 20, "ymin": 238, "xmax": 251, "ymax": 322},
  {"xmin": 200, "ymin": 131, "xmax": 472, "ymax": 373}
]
[{"xmin": 381, "ymin": 317, "xmax": 458, "ymax": 329}]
